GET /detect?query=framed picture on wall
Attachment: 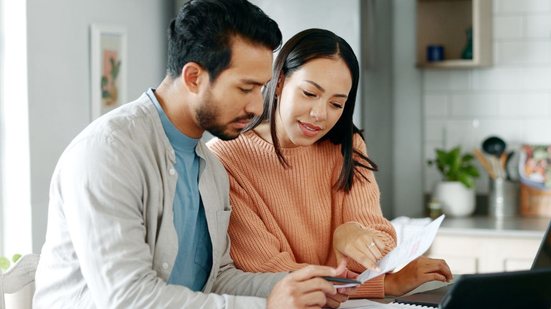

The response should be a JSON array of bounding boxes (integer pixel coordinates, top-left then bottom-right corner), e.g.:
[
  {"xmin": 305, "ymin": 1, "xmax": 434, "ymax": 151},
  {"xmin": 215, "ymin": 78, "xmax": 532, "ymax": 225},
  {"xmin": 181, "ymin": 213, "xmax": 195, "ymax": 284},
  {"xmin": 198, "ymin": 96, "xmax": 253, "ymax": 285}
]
[{"xmin": 90, "ymin": 24, "xmax": 127, "ymax": 120}]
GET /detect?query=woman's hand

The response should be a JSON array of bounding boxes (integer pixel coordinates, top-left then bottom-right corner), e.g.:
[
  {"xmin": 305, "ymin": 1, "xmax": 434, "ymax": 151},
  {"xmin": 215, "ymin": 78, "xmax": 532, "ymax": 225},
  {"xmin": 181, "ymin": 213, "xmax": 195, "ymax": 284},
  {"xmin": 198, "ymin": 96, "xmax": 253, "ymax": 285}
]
[
  {"xmin": 384, "ymin": 256, "xmax": 453, "ymax": 296},
  {"xmin": 333, "ymin": 222, "xmax": 386, "ymax": 270}
]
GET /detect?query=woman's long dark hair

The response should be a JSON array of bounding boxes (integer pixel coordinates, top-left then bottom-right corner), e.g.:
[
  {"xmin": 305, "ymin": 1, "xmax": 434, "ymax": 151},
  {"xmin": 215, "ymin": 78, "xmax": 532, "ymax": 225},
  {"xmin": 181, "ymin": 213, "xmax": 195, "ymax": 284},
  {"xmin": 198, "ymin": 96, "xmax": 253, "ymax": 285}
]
[{"xmin": 247, "ymin": 28, "xmax": 378, "ymax": 192}]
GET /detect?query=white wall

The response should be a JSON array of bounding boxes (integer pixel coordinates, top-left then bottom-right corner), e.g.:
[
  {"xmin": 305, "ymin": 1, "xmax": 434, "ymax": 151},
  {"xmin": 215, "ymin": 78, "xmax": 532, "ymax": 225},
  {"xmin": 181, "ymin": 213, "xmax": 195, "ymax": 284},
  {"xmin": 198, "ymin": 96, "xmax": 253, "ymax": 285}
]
[
  {"xmin": 361, "ymin": 0, "xmax": 395, "ymax": 217},
  {"xmin": 249, "ymin": 0, "xmax": 362, "ymax": 125},
  {"xmin": 26, "ymin": 0, "xmax": 173, "ymax": 253},
  {"xmin": 422, "ymin": 0, "xmax": 551, "ymax": 196},
  {"xmin": 392, "ymin": 0, "xmax": 424, "ymax": 217}
]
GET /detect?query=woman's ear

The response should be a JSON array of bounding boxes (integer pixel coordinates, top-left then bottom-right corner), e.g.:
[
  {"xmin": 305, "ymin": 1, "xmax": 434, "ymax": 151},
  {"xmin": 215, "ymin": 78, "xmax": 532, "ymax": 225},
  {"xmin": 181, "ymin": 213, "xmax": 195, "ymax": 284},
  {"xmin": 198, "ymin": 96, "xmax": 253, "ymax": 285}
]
[
  {"xmin": 181, "ymin": 62, "xmax": 206, "ymax": 93},
  {"xmin": 275, "ymin": 73, "xmax": 285, "ymax": 97}
]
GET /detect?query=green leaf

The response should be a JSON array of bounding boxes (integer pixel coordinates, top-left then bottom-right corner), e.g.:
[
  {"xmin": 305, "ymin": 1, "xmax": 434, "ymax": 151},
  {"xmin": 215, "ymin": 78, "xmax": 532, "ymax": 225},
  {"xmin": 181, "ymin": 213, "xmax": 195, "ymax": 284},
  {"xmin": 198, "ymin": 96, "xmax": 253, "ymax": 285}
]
[
  {"xmin": 429, "ymin": 146, "xmax": 480, "ymax": 189},
  {"xmin": 458, "ymin": 173, "xmax": 474, "ymax": 189},
  {"xmin": 0, "ymin": 256, "xmax": 10, "ymax": 272},
  {"xmin": 12, "ymin": 253, "xmax": 22, "ymax": 263},
  {"xmin": 462, "ymin": 153, "xmax": 474, "ymax": 162},
  {"xmin": 463, "ymin": 165, "xmax": 480, "ymax": 177}
]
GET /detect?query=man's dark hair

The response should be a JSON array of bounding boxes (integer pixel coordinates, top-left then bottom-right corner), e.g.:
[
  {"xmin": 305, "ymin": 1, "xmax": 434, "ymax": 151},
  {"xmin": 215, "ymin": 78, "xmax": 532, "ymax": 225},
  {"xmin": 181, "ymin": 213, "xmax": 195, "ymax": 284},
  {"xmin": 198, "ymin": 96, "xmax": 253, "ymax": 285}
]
[{"xmin": 167, "ymin": 0, "xmax": 282, "ymax": 81}]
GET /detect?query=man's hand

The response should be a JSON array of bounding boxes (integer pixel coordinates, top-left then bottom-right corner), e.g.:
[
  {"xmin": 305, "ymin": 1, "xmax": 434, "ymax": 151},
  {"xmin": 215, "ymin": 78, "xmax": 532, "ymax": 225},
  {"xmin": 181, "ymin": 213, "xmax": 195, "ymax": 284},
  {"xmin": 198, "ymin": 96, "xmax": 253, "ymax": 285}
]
[
  {"xmin": 333, "ymin": 222, "xmax": 386, "ymax": 270},
  {"xmin": 324, "ymin": 267, "xmax": 359, "ymax": 308},
  {"xmin": 384, "ymin": 256, "xmax": 453, "ymax": 296},
  {"xmin": 267, "ymin": 263, "xmax": 346, "ymax": 309}
]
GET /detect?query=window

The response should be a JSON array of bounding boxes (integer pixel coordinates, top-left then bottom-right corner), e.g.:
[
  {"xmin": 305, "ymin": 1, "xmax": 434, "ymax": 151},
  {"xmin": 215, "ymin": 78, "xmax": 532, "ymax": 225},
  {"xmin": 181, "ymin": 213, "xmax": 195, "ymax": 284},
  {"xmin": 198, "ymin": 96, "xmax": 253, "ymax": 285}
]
[
  {"xmin": 0, "ymin": 0, "xmax": 3, "ymax": 255},
  {"xmin": 0, "ymin": 0, "xmax": 32, "ymax": 256}
]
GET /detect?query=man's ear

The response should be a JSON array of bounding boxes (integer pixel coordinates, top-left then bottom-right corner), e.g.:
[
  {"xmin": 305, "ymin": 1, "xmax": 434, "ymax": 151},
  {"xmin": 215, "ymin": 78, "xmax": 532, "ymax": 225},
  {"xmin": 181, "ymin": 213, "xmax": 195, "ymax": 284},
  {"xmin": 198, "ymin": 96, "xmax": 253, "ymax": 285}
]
[{"xmin": 181, "ymin": 62, "xmax": 207, "ymax": 93}]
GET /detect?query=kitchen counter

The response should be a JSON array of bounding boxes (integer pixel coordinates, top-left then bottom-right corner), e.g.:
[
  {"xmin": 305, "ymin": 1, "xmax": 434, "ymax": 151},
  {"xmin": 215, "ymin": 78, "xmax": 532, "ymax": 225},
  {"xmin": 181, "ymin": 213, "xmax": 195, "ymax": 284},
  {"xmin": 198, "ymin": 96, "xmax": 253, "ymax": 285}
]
[
  {"xmin": 439, "ymin": 216, "xmax": 550, "ymax": 238},
  {"xmin": 429, "ymin": 216, "xmax": 550, "ymax": 273}
]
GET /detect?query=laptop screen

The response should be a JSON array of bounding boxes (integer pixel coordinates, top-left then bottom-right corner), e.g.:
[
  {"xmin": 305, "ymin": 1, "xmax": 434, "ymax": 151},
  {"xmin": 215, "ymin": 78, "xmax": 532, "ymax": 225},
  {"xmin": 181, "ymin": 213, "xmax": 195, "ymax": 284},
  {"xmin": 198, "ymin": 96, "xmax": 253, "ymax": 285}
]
[{"xmin": 532, "ymin": 220, "xmax": 551, "ymax": 269}]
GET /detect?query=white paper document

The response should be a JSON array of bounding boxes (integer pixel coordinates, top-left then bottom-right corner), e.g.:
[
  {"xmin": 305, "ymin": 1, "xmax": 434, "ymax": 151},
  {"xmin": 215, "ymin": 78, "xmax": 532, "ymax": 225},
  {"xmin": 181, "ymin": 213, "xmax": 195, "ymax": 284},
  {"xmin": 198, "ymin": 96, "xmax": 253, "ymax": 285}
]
[
  {"xmin": 357, "ymin": 214, "xmax": 445, "ymax": 283},
  {"xmin": 340, "ymin": 299, "xmax": 395, "ymax": 308},
  {"xmin": 341, "ymin": 299, "xmax": 425, "ymax": 308}
]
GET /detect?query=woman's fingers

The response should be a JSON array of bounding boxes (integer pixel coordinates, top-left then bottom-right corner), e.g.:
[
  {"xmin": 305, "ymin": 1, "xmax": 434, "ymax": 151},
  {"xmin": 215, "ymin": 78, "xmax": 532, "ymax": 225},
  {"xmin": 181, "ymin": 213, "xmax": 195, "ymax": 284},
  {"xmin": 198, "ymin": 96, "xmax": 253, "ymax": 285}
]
[
  {"xmin": 427, "ymin": 272, "xmax": 448, "ymax": 282},
  {"xmin": 344, "ymin": 244, "xmax": 379, "ymax": 270},
  {"xmin": 436, "ymin": 259, "xmax": 453, "ymax": 281},
  {"xmin": 333, "ymin": 223, "xmax": 391, "ymax": 272},
  {"xmin": 419, "ymin": 257, "xmax": 453, "ymax": 281},
  {"xmin": 364, "ymin": 237, "xmax": 384, "ymax": 260}
]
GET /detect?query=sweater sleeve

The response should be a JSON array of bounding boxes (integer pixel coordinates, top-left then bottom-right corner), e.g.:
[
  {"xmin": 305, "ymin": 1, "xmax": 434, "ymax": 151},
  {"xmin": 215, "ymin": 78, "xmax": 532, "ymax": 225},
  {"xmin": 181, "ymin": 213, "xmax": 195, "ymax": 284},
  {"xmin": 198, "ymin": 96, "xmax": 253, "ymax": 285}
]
[
  {"xmin": 341, "ymin": 134, "xmax": 397, "ymax": 258},
  {"xmin": 337, "ymin": 135, "xmax": 398, "ymax": 298},
  {"xmin": 227, "ymin": 173, "xmax": 310, "ymax": 273}
]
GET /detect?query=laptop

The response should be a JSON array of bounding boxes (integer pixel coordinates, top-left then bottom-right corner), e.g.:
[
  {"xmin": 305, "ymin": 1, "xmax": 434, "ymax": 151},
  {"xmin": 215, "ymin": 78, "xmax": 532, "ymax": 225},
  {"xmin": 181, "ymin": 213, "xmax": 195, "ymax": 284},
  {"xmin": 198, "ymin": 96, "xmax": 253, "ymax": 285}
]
[
  {"xmin": 532, "ymin": 220, "xmax": 551, "ymax": 269},
  {"xmin": 393, "ymin": 220, "xmax": 551, "ymax": 308}
]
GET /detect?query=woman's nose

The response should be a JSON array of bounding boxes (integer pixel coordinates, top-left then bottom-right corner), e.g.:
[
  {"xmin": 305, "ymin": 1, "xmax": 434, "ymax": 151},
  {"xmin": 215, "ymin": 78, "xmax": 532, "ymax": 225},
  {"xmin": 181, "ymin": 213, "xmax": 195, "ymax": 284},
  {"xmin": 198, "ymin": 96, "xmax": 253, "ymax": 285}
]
[{"xmin": 310, "ymin": 101, "xmax": 327, "ymax": 121}]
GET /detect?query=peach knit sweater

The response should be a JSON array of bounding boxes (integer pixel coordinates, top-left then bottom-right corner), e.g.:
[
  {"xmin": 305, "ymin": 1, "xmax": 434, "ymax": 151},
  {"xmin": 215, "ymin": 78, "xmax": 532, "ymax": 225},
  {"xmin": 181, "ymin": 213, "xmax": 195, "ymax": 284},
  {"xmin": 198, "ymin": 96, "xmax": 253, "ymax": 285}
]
[{"xmin": 208, "ymin": 131, "xmax": 397, "ymax": 298}]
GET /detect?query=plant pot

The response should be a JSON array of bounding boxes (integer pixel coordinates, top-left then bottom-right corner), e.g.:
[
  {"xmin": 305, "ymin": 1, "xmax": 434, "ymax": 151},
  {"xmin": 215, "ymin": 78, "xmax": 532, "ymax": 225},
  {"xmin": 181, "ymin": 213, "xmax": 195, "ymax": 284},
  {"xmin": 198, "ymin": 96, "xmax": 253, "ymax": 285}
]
[
  {"xmin": 4, "ymin": 282, "xmax": 34, "ymax": 309},
  {"xmin": 433, "ymin": 181, "xmax": 475, "ymax": 217}
]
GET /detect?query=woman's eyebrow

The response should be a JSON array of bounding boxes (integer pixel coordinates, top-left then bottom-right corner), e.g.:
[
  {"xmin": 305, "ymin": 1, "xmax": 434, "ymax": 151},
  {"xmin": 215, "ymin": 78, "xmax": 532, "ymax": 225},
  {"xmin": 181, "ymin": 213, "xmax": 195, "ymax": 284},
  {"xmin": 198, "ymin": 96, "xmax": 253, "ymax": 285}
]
[{"xmin": 305, "ymin": 80, "xmax": 348, "ymax": 98}]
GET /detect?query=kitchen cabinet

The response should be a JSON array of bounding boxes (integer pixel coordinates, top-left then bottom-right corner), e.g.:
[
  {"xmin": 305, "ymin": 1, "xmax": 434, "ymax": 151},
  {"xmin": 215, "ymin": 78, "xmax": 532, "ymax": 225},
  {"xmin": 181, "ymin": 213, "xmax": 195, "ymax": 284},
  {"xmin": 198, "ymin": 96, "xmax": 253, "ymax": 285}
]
[
  {"xmin": 416, "ymin": 0, "xmax": 492, "ymax": 68},
  {"xmin": 426, "ymin": 217, "xmax": 548, "ymax": 274}
]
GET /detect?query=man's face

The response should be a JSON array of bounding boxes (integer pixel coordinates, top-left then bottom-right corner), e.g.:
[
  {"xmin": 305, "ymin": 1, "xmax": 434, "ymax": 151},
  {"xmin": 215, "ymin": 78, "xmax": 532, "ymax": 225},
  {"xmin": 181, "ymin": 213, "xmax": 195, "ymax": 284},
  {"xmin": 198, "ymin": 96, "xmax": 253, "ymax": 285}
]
[{"xmin": 195, "ymin": 37, "xmax": 273, "ymax": 140}]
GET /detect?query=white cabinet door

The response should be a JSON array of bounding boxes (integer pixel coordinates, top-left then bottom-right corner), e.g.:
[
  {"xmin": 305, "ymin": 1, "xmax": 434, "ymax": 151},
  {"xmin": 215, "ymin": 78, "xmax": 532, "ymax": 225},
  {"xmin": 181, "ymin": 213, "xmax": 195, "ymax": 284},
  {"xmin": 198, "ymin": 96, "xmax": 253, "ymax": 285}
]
[{"xmin": 428, "ymin": 233, "xmax": 541, "ymax": 274}]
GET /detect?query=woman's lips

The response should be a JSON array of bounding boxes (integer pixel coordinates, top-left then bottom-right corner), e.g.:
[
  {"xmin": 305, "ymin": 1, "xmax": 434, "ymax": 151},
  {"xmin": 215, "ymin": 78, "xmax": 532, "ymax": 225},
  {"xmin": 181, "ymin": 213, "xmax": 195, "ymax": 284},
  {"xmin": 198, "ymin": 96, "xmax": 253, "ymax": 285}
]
[{"xmin": 298, "ymin": 121, "xmax": 322, "ymax": 137}]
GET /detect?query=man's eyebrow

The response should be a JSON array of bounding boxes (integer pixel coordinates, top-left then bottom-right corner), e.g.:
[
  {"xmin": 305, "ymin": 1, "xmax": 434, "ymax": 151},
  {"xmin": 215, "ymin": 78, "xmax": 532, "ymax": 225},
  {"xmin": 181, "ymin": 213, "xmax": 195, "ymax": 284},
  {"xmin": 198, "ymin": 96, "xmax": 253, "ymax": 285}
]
[
  {"xmin": 240, "ymin": 78, "xmax": 267, "ymax": 86},
  {"xmin": 305, "ymin": 80, "xmax": 348, "ymax": 98}
]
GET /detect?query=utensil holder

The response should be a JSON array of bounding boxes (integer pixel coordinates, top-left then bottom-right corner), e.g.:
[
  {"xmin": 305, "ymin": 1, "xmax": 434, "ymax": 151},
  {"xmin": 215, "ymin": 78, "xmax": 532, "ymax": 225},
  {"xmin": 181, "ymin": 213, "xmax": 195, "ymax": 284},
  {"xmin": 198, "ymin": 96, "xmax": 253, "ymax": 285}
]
[{"xmin": 488, "ymin": 178, "xmax": 519, "ymax": 217}]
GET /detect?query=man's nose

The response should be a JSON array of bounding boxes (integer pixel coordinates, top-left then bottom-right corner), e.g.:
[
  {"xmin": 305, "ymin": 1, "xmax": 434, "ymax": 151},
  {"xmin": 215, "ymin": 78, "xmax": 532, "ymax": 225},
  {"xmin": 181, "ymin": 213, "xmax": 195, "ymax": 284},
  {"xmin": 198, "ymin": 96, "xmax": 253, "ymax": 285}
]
[{"xmin": 245, "ymin": 89, "xmax": 264, "ymax": 117}]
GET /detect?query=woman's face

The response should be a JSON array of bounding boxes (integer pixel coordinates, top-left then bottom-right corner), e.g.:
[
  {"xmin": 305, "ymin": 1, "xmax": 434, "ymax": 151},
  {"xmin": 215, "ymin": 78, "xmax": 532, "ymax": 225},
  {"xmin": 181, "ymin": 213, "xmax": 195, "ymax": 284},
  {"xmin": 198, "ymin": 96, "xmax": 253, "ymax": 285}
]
[{"xmin": 276, "ymin": 57, "xmax": 352, "ymax": 147}]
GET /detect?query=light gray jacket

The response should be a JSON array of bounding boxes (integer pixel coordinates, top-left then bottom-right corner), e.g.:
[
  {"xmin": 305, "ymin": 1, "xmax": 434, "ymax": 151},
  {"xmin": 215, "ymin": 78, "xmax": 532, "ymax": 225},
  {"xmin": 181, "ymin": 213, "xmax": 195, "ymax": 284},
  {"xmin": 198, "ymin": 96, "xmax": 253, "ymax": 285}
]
[{"xmin": 33, "ymin": 92, "xmax": 285, "ymax": 308}]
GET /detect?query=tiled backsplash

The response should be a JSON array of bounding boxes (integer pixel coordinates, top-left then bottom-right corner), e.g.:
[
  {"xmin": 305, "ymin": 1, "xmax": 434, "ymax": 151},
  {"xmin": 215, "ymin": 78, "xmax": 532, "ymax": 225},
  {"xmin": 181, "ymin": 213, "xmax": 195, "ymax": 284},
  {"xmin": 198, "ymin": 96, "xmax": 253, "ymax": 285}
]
[{"xmin": 423, "ymin": 0, "xmax": 551, "ymax": 194}]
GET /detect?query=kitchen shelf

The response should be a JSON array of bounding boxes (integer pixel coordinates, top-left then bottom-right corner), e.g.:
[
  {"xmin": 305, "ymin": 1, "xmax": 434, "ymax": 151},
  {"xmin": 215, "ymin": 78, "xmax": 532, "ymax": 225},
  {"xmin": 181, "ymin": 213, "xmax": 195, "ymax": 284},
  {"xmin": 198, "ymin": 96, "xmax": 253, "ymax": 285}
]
[{"xmin": 416, "ymin": 0, "xmax": 492, "ymax": 68}]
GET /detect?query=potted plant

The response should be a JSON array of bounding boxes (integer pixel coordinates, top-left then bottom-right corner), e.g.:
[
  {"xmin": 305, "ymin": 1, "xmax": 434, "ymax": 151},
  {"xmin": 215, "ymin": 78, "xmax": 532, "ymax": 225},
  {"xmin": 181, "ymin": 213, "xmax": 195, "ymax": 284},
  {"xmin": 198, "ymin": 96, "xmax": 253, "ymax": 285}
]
[
  {"xmin": 0, "ymin": 253, "xmax": 22, "ymax": 272},
  {"xmin": 1, "ymin": 253, "xmax": 35, "ymax": 309},
  {"xmin": 428, "ymin": 146, "xmax": 480, "ymax": 217}
]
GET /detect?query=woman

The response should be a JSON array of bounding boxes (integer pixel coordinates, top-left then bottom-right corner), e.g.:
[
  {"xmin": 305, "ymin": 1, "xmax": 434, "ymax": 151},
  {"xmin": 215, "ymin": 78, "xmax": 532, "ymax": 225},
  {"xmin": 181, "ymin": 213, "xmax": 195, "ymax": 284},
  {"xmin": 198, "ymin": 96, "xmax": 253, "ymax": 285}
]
[{"xmin": 208, "ymin": 28, "xmax": 451, "ymax": 306}]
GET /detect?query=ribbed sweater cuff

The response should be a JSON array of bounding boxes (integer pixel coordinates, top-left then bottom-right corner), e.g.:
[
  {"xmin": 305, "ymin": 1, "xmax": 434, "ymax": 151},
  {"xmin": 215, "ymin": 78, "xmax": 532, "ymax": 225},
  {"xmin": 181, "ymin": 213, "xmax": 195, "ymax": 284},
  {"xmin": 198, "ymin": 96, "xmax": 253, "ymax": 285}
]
[
  {"xmin": 261, "ymin": 259, "xmax": 308, "ymax": 273},
  {"xmin": 349, "ymin": 274, "xmax": 385, "ymax": 299}
]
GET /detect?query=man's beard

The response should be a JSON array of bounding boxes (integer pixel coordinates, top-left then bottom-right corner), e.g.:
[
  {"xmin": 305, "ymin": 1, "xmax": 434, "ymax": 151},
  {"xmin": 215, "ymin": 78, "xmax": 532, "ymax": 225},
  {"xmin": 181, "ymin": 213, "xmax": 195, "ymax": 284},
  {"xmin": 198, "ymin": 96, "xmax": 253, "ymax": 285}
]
[{"xmin": 195, "ymin": 93, "xmax": 254, "ymax": 141}]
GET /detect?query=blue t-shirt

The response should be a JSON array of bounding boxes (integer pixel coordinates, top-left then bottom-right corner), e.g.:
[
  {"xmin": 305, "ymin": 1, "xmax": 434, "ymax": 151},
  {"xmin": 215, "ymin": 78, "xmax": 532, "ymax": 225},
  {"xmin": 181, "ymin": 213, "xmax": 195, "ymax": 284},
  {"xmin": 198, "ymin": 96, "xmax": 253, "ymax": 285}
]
[{"xmin": 147, "ymin": 89, "xmax": 212, "ymax": 291}]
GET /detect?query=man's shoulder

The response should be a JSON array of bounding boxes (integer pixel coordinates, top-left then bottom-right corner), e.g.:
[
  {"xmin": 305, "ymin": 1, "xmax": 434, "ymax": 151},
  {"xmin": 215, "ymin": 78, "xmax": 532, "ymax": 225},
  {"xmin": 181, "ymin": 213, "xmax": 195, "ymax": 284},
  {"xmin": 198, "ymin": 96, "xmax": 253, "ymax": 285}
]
[
  {"xmin": 82, "ymin": 95, "xmax": 158, "ymax": 139},
  {"xmin": 63, "ymin": 93, "xmax": 164, "ymax": 161}
]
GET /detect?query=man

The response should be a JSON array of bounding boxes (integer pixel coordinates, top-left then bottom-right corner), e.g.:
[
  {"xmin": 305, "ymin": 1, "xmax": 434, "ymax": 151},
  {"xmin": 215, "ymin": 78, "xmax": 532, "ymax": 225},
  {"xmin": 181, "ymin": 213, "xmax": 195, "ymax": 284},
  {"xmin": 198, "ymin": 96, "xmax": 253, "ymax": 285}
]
[{"xmin": 33, "ymin": 0, "xmax": 344, "ymax": 308}]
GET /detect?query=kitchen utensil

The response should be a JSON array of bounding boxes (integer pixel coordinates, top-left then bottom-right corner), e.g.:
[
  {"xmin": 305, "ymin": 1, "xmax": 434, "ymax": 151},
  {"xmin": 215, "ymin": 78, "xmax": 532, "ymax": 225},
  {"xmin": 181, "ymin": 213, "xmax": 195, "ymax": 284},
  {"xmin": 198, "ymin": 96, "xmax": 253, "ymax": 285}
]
[
  {"xmin": 482, "ymin": 136, "xmax": 507, "ymax": 178},
  {"xmin": 504, "ymin": 151, "xmax": 514, "ymax": 180},
  {"xmin": 474, "ymin": 148, "xmax": 496, "ymax": 180},
  {"xmin": 482, "ymin": 136, "xmax": 507, "ymax": 158}
]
